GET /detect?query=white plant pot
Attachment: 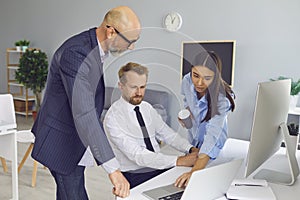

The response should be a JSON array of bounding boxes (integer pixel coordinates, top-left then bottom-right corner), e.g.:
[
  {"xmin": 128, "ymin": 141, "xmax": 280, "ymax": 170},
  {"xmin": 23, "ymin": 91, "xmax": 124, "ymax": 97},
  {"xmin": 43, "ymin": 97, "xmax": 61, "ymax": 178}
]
[{"xmin": 16, "ymin": 46, "xmax": 21, "ymax": 51}]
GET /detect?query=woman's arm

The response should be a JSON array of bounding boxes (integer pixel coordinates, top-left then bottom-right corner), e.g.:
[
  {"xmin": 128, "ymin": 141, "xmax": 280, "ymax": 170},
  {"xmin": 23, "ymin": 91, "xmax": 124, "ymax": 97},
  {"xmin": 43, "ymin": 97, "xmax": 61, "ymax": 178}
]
[{"xmin": 174, "ymin": 153, "xmax": 210, "ymax": 188}]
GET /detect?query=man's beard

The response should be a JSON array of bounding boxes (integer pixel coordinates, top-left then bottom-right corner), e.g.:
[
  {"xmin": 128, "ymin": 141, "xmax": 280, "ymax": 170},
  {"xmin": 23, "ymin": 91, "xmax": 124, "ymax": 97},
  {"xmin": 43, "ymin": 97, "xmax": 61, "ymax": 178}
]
[{"xmin": 129, "ymin": 95, "xmax": 143, "ymax": 105}]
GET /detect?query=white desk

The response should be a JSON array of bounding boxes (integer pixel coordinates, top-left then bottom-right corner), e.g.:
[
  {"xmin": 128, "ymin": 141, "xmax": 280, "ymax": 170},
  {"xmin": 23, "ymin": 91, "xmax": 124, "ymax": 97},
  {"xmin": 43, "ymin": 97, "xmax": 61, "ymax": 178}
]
[
  {"xmin": 118, "ymin": 138, "xmax": 300, "ymax": 200},
  {"xmin": 0, "ymin": 121, "xmax": 18, "ymax": 200},
  {"xmin": 289, "ymin": 107, "xmax": 300, "ymax": 115}
]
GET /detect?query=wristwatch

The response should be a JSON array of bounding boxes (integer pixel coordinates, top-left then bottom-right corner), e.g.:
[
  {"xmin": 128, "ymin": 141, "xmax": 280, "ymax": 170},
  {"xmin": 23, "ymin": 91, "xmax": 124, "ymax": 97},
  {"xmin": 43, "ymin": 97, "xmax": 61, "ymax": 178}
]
[{"xmin": 189, "ymin": 147, "xmax": 194, "ymax": 153}]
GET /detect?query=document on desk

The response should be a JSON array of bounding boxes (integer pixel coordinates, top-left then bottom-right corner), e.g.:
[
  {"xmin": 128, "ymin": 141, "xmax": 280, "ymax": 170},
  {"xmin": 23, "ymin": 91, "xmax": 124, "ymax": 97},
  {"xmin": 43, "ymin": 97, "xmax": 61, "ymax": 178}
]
[{"xmin": 226, "ymin": 179, "xmax": 276, "ymax": 200}]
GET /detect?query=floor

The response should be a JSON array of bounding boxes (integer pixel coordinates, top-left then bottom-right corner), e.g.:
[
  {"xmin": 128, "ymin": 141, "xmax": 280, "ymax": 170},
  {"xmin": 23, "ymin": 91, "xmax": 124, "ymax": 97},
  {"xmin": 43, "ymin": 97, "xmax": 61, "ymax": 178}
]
[{"xmin": 0, "ymin": 115, "xmax": 118, "ymax": 200}]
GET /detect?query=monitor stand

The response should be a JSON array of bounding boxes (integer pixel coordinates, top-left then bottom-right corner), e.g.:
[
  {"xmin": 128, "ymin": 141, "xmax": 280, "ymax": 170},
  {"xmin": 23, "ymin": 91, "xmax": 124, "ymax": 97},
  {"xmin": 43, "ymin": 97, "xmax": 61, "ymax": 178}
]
[{"xmin": 254, "ymin": 123, "xmax": 299, "ymax": 185}]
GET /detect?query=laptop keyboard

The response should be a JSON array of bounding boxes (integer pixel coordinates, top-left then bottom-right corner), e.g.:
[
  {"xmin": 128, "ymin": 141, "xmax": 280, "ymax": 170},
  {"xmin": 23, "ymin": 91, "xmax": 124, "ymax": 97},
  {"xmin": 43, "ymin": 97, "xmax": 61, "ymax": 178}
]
[{"xmin": 158, "ymin": 191, "xmax": 184, "ymax": 200}]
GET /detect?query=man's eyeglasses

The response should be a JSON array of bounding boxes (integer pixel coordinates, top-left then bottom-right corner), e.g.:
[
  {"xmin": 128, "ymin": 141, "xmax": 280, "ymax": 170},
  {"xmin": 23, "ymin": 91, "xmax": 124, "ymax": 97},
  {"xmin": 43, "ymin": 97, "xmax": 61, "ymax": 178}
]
[{"xmin": 106, "ymin": 25, "xmax": 138, "ymax": 48}]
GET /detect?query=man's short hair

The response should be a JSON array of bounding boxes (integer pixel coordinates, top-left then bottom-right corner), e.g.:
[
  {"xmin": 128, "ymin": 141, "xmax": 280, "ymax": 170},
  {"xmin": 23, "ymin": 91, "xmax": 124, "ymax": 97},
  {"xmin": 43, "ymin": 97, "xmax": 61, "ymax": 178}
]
[{"xmin": 118, "ymin": 62, "xmax": 148, "ymax": 84}]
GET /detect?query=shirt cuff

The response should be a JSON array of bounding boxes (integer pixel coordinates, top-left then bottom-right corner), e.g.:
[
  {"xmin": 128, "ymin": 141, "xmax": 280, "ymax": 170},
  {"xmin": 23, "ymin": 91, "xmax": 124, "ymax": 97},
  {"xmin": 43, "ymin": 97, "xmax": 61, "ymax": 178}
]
[
  {"xmin": 101, "ymin": 158, "xmax": 120, "ymax": 174},
  {"xmin": 172, "ymin": 156, "xmax": 178, "ymax": 167},
  {"xmin": 186, "ymin": 144, "xmax": 194, "ymax": 154}
]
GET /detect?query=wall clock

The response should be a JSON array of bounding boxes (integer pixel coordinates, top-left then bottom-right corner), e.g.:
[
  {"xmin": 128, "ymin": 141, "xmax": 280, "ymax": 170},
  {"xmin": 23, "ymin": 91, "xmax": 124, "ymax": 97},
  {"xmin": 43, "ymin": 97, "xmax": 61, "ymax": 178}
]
[{"xmin": 163, "ymin": 12, "xmax": 183, "ymax": 32}]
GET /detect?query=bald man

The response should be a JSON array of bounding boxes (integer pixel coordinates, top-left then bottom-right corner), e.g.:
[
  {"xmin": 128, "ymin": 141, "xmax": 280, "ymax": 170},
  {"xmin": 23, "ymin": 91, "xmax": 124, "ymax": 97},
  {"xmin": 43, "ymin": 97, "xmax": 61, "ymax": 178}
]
[{"xmin": 31, "ymin": 6, "xmax": 140, "ymax": 199}]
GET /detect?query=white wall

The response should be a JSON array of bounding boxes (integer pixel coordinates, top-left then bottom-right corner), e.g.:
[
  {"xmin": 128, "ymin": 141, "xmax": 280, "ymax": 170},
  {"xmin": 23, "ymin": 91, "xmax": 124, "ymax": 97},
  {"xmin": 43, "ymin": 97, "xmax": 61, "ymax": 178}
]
[{"xmin": 1, "ymin": 0, "xmax": 300, "ymax": 140}]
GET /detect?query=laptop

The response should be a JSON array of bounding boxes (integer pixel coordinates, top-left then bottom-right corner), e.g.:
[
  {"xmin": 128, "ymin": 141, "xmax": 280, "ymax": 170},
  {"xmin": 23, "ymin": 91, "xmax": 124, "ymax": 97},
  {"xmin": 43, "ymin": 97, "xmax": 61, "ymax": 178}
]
[{"xmin": 142, "ymin": 159, "xmax": 243, "ymax": 200}]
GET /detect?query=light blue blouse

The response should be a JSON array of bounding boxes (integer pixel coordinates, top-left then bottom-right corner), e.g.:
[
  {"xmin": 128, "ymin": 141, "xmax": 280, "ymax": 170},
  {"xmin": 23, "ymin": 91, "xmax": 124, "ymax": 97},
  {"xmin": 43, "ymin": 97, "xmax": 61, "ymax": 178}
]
[{"xmin": 181, "ymin": 73, "xmax": 233, "ymax": 159}]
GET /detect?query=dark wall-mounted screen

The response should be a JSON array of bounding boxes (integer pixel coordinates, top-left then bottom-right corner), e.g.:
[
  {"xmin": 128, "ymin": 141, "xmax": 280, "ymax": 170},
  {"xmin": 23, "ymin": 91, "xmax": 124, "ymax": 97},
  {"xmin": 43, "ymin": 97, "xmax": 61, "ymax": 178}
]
[{"xmin": 181, "ymin": 40, "xmax": 236, "ymax": 87}]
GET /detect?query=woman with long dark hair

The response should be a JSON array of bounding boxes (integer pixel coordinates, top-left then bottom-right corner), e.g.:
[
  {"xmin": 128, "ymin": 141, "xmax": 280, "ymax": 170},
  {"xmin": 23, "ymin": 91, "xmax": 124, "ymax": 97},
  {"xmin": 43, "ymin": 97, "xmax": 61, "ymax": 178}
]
[{"xmin": 175, "ymin": 51, "xmax": 235, "ymax": 187}]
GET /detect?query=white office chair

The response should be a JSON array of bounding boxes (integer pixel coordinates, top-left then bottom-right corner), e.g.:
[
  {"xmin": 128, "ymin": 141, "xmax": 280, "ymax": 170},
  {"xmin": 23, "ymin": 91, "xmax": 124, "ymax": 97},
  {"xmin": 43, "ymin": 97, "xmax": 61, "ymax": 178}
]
[
  {"xmin": 17, "ymin": 129, "xmax": 39, "ymax": 187},
  {"xmin": 0, "ymin": 94, "xmax": 17, "ymax": 173},
  {"xmin": 0, "ymin": 94, "xmax": 40, "ymax": 187}
]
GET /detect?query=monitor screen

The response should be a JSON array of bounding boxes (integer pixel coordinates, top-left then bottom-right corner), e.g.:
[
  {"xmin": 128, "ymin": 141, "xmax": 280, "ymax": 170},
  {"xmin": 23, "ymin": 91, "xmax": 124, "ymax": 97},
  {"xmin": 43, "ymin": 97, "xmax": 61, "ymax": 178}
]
[{"xmin": 245, "ymin": 79, "xmax": 299, "ymax": 185}]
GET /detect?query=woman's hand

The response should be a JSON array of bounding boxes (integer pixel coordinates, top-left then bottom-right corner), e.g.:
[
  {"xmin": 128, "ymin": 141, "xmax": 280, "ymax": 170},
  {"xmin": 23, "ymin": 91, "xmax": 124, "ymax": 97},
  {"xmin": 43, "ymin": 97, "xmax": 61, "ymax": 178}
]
[
  {"xmin": 178, "ymin": 117, "xmax": 186, "ymax": 128},
  {"xmin": 175, "ymin": 153, "xmax": 210, "ymax": 188},
  {"xmin": 174, "ymin": 171, "xmax": 193, "ymax": 188},
  {"xmin": 178, "ymin": 107, "xmax": 193, "ymax": 128}
]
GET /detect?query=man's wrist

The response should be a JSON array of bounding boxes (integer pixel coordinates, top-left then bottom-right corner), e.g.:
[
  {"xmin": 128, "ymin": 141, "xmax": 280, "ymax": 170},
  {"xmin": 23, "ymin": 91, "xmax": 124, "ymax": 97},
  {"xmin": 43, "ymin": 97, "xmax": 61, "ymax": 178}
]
[
  {"xmin": 189, "ymin": 147, "xmax": 197, "ymax": 153},
  {"xmin": 102, "ymin": 158, "xmax": 120, "ymax": 174}
]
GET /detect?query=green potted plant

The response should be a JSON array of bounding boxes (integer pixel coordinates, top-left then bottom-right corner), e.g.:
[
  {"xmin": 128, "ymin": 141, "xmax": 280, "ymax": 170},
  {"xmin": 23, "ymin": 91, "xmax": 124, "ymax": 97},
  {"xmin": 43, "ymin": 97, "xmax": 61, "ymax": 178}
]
[
  {"xmin": 15, "ymin": 48, "xmax": 48, "ymax": 115},
  {"xmin": 14, "ymin": 41, "xmax": 22, "ymax": 51},
  {"xmin": 291, "ymin": 79, "xmax": 300, "ymax": 96},
  {"xmin": 20, "ymin": 39, "xmax": 30, "ymax": 52}
]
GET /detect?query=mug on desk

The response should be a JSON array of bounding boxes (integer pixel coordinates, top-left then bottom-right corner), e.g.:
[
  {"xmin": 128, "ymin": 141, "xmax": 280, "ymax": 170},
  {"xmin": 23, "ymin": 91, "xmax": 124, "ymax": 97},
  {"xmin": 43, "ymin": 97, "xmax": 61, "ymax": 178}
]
[{"xmin": 178, "ymin": 109, "xmax": 193, "ymax": 129}]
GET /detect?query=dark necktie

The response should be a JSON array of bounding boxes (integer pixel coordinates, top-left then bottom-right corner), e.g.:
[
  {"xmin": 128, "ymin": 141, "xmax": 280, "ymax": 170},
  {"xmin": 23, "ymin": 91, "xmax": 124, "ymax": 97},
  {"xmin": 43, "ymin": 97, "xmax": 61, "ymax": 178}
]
[{"xmin": 134, "ymin": 106, "xmax": 155, "ymax": 152}]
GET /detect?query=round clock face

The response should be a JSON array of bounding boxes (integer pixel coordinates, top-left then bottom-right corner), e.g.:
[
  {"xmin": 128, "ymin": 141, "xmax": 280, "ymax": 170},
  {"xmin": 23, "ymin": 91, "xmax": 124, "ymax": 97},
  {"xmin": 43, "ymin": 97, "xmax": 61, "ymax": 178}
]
[{"xmin": 163, "ymin": 12, "xmax": 182, "ymax": 32}]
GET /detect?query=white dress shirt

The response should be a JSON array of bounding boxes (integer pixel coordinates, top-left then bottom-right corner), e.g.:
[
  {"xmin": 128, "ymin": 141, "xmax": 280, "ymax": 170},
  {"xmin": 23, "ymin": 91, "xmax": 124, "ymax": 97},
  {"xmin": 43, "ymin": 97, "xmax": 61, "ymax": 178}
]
[{"xmin": 103, "ymin": 97, "xmax": 193, "ymax": 172}]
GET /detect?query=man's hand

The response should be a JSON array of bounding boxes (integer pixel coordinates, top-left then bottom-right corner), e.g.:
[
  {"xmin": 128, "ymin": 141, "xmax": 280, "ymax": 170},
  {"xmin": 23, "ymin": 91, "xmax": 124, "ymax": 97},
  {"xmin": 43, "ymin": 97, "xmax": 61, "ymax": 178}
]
[
  {"xmin": 176, "ymin": 153, "xmax": 198, "ymax": 167},
  {"xmin": 108, "ymin": 170, "xmax": 130, "ymax": 198}
]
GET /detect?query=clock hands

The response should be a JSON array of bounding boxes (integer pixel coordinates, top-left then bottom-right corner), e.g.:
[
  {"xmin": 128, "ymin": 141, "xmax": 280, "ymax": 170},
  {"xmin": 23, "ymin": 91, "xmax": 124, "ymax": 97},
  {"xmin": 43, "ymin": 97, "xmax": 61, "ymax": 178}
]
[
  {"xmin": 171, "ymin": 15, "xmax": 176, "ymax": 24},
  {"xmin": 166, "ymin": 14, "xmax": 176, "ymax": 24}
]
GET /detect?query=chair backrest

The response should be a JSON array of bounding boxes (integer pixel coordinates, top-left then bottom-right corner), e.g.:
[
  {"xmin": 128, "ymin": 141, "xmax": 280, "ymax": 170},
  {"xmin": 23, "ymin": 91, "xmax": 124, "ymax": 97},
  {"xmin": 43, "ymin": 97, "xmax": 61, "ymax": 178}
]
[
  {"xmin": 0, "ymin": 94, "xmax": 17, "ymax": 132},
  {"xmin": 103, "ymin": 87, "xmax": 170, "ymax": 124}
]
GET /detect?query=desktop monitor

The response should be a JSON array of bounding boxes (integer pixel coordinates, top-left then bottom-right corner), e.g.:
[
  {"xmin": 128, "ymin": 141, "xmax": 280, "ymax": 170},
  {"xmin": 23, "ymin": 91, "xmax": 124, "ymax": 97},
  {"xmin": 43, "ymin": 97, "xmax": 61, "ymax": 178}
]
[{"xmin": 245, "ymin": 79, "xmax": 299, "ymax": 185}]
